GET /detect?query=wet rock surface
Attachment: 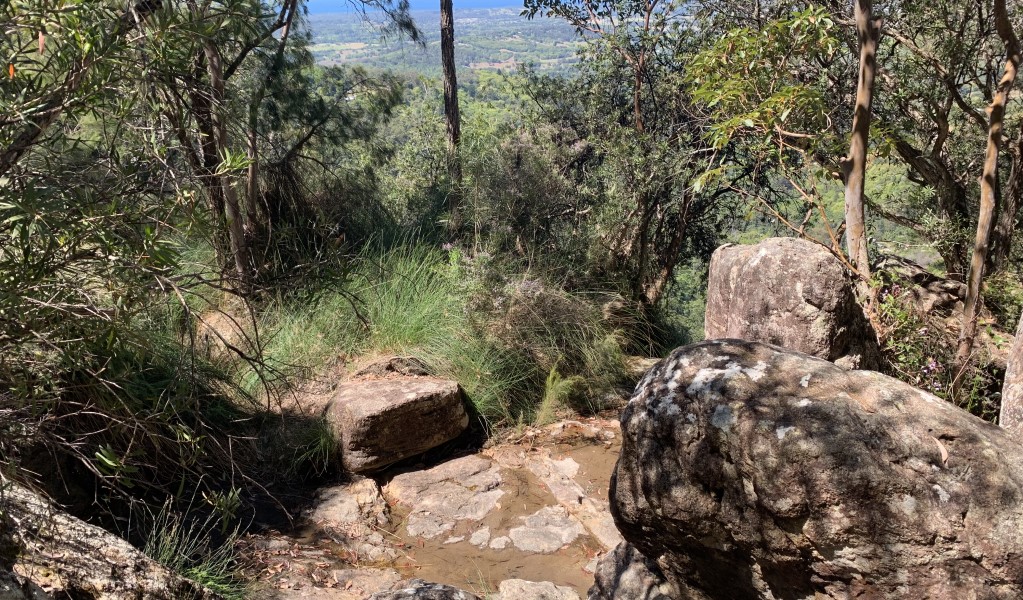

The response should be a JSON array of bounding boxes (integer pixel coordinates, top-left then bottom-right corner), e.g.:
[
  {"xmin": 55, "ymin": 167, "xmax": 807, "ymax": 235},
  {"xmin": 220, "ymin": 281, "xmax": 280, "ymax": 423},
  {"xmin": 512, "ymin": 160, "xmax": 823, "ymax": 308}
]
[
  {"xmin": 613, "ymin": 340, "xmax": 1023, "ymax": 599},
  {"xmin": 304, "ymin": 476, "xmax": 396, "ymax": 562},
  {"xmin": 245, "ymin": 417, "xmax": 623, "ymax": 598},
  {"xmin": 704, "ymin": 238, "xmax": 879, "ymax": 369},
  {"xmin": 384, "ymin": 455, "xmax": 505, "ymax": 539}
]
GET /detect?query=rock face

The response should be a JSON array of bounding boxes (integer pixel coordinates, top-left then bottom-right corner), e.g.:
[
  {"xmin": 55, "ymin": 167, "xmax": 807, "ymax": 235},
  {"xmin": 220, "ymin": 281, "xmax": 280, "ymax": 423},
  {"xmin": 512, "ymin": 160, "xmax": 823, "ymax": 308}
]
[
  {"xmin": 367, "ymin": 579, "xmax": 481, "ymax": 600},
  {"xmin": 587, "ymin": 542, "xmax": 675, "ymax": 600},
  {"xmin": 704, "ymin": 238, "xmax": 878, "ymax": 369},
  {"xmin": 326, "ymin": 378, "xmax": 468, "ymax": 473},
  {"xmin": 0, "ymin": 482, "xmax": 216, "ymax": 600},
  {"xmin": 304, "ymin": 476, "xmax": 396, "ymax": 562},
  {"xmin": 875, "ymin": 255, "xmax": 966, "ymax": 315},
  {"xmin": 612, "ymin": 340, "xmax": 1023, "ymax": 599},
  {"xmin": 1001, "ymin": 314, "xmax": 1023, "ymax": 433}
]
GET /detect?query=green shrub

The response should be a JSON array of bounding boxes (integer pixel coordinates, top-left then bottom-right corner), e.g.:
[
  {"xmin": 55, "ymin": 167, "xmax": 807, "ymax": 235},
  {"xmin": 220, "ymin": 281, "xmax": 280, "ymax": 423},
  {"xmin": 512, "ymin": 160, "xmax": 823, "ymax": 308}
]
[{"xmin": 983, "ymin": 269, "xmax": 1023, "ymax": 333}]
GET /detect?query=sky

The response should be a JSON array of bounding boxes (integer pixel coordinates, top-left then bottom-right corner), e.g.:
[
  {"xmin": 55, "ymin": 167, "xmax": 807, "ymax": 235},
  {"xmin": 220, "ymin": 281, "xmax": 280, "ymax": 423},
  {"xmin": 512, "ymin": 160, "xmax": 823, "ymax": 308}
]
[{"xmin": 305, "ymin": 0, "xmax": 521, "ymax": 12}]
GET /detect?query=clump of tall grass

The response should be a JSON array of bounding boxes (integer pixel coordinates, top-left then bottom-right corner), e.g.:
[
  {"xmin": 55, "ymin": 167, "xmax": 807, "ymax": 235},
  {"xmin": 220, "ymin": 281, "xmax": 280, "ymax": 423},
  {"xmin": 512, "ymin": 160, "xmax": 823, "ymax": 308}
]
[
  {"xmin": 241, "ymin": 244, "xmax": 630, "ymax": 427},
  {"xmin": 141, "ymin": 501, "xmax": 246, "ymax": 599}
]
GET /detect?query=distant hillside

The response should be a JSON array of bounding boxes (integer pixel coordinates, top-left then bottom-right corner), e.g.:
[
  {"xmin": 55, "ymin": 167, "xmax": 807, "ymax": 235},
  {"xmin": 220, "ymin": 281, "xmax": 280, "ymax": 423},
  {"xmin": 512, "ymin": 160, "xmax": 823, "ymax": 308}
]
[{"xmin": 307, "ymin": 8, "xmax": 583, "ymax": 75}]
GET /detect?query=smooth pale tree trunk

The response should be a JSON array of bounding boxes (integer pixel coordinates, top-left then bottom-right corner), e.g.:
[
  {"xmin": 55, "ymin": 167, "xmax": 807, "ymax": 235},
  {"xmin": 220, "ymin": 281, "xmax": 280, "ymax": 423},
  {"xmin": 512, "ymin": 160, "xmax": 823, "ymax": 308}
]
[
  {"xmin": 440, "ymin": 0, "xmax": 462, "ymax": 235},
  {"xmin": 842, "ymin": 0, "xmax": 880, "ymax": 281},
  {"xmin": 990, "ymin": 127, "xmax": 1023, "ymax": 271},
  {"xmin": 245, "ymin": 0, "xmax": 299, "ymax": 233},
  {"xmin": 954, "ymin": 0, "xmax": 1020, "ymax": 384},
  {"xmin": 204, "ymin": 40, "xmax": 251, "ymax": 286},
  {"xmin": 1001, "ymin": 313, "xmax": 1023, "ymax": 433}
]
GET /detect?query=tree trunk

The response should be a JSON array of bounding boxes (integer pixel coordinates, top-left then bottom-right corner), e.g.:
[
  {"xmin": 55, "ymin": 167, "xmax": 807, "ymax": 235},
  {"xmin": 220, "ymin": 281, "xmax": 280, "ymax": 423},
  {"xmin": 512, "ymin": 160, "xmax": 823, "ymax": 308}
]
[
  {"xmin": 440, "ymin": 0, "xmax": 462, "ymax": 235},
  {"xmin": 643, "ymin": 209, "xmax": 689, "ymax": 306},
  {"xmin": 990, "ymin": 127, "xmax": 1023, "ymax": 271},
  {"xmin": 1001, "ymin": 311, "xmax": 1023, "ymax": 434},
  {"xmin": 842, "ymin": 0, "xmax": 880, "ymax": 280},
  {"xmin": 244, "ymin": 0, "xmax": 298, "ymax": 235},
  {"xmin": 633, "ymin": 65, "xmax": 645, "ymax": 133},
  {"xmin": 204, "ymin": 40, "xmax": 251, "ymax": 286},
  {"xmin": 954, "ymin": 0, "xmax": 1020, "ymax": 384},
  {"xmin": 245, "ymin": 113, "xmax": 261, "ymax": 229}
]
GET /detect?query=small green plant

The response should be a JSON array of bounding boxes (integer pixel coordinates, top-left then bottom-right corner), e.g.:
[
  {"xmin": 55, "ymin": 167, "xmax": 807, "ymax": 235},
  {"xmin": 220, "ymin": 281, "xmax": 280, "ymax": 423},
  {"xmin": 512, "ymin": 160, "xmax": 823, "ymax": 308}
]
[
  {"xmin": 202, "ymin": 488, "xmax": 242, "ymax": 535},
  {"xmin": 534, "ymin": 366, "xmax": 584, "ymax": 426},
  {"xmin": 142, "ymin": 502, "xmax": 246, "ymax": 599},
  {"xmin": 983, "ymin": 269, "xmax": 1023, "ymax": 333}
]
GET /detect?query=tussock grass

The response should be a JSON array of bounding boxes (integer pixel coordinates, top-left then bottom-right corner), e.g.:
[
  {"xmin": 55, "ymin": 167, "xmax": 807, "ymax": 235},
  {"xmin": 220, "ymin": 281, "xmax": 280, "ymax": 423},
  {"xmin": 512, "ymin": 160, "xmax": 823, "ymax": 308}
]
[
  {"xmin": 240, "ymin": 243, "xmax": 629, "ymax": 427},
  {"xmin": 142, "ymin": 501, "xmax": 246, "ymax": 599}
]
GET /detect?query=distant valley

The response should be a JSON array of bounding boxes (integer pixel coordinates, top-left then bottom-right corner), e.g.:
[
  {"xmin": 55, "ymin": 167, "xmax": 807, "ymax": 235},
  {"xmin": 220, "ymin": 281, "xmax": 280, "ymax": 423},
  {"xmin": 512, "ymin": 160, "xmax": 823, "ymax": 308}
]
[{"xmin": 307, "ymin": 8, "xmax": 583, "ymax": 75}]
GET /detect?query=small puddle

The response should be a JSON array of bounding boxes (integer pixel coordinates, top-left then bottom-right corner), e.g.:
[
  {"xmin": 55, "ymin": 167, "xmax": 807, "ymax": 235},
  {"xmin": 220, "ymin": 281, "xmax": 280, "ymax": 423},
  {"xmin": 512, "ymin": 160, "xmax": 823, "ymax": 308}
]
[
  {"xmin": 243, "ymin": 417, "xmax": 625, "ymax": 598},
  {"xmin": 382, "ymin": 465, "xmax": 599, "ymax": 596}
]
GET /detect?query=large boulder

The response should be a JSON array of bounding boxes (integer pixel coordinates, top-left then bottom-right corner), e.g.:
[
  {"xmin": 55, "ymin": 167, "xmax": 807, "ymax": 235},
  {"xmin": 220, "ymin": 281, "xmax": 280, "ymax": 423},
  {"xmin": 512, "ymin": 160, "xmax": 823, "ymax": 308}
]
[
  {"xmin": 1001, "ymin": 314, "xmax": 1023, "ymax": 433},
  {"xmin": 611, "ymin": 340, "xmax": 1023, "ymax": 599},
  {"xmin": 705, "ymin": 238, "xmax": 878, "ymax": 369},
  {"xmin": 325, "ymin": 378, "xmax": 468, "ymax": 473},
  {"xmin": 874, "ymin": 255, "xmax": 966, "ymax": 315},
  {"xmin": 0, "ymin": 482, "xmax": 216, "ymax": 599}
]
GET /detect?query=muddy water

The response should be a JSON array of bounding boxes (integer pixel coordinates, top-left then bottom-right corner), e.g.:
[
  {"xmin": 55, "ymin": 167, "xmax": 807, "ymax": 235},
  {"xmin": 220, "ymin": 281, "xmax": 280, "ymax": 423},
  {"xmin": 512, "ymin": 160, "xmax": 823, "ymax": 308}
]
[
  {"xmin": 381, "ymin": 426, "xmax": 622, "ymax": 597},
  {"xmin": 240, "ymin": 417, "xmax": 624, "ymax": 599},
  {"xmin": 384, "ymin": 467, "xmax": 593, "ymax": 594}
]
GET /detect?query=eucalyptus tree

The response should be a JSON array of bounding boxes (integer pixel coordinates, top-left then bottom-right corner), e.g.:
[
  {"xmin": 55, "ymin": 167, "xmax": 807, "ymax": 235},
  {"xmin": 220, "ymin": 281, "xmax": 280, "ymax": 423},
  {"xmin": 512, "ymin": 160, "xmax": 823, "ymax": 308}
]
[
  {"xmin": 522, "ymin": 0, "xmax": 734, "ymax": 306},
  {"xmin": 874, "ymin": 0, "xmax": 1021, "ymax": 279},
  {"xmin": 690, "ymin": 0, "xmax": 1023, "ymax": 284},
  {"xmin": 688, "ymin": 8, "xmax": 863, "ymax": 269},
  {"xmin": 440, "ymin": 0, "xmax": 462, "ymax": 234},
  {"xmin": 139, "ymin": 0, "xmax": 417, "ymax": 287},
  {"xmin": 843, "ymin": 0, "xmax": 880, "ymax": 279},
  {"xmin": 954, "ymin": 0, "xmax": 1021, "ymax": 378}
]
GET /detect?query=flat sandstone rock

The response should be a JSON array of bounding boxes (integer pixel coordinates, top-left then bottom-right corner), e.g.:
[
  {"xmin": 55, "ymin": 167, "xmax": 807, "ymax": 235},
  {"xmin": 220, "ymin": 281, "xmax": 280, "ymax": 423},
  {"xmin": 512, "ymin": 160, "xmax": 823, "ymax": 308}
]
[{"xmin": 326, "ymin": 378, "xmax": 467, "ymax": 473}]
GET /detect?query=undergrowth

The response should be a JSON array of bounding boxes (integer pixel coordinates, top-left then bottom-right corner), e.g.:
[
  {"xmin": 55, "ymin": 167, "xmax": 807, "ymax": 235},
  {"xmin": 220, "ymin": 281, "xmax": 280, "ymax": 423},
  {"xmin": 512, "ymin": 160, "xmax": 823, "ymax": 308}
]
[
  {"xmin": 238, "ymin": 244, "xmax": 630, "ymax": 427},
  {"xmin": 875, "ymin": 272, "xmax": 1004, "ymax": 421}
]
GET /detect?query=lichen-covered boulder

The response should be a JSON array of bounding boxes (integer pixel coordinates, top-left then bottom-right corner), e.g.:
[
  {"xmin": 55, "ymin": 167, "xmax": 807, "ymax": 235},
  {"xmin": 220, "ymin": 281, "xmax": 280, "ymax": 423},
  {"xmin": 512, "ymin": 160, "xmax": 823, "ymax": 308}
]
[
  {"xmin": 0, "ymin": 482, "xmax": 217, "ymax": 600},
  {"xmin": 367, "ymin": 579, "xmax": 481, "ymax": 600},
  {"xmin": 325, "ymin": 378, "xmax": 468, "ymax": 473},
  {"xmin": 611, "ymin": 340, "xmax": 1023, "ymax": 599},
  {"xmin": 587, "ymin": 542, "xmax": 675, "ymax": 600},
  {"xmin": 704, "ymin": 238, "xmax": 878, "ymax": 369}
]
